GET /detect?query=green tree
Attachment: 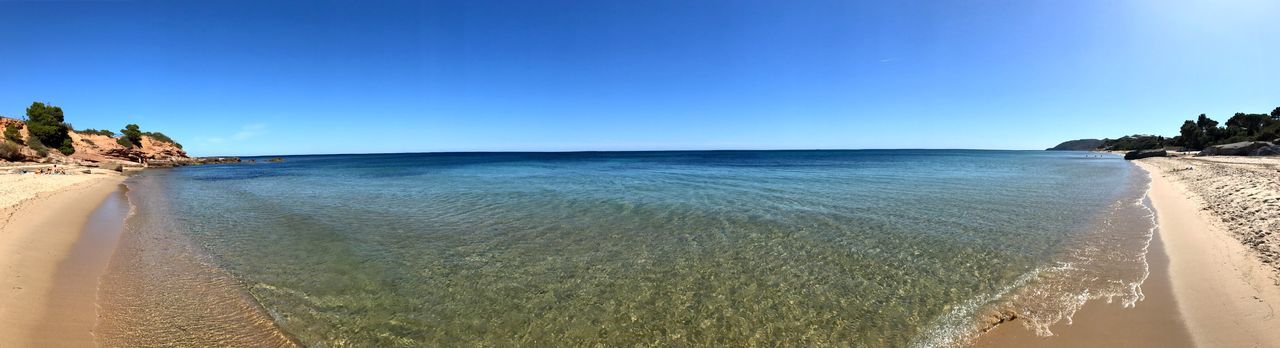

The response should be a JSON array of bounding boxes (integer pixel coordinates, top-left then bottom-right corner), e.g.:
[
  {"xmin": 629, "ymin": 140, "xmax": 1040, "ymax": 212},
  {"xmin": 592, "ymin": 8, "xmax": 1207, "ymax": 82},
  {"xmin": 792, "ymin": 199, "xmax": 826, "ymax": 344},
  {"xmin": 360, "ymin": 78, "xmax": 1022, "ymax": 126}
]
[
  {"xmin": 24, "ymin": 102, "xmax": 74, "ymax": 155},
  {"xmin": 119, "ymin": 124, "xmax": 143, "ymax": 147},
  {"xmin": 1179, "ymin": 120, "xmax": 1201, "ymax": 149},
  {"xmin": 1225, "ymin": 113, "xmax": 1270, "ymax": 137},
  {"xmin": 1272, "ymin": 107, "xmax": 1280, "ymax": 120}
]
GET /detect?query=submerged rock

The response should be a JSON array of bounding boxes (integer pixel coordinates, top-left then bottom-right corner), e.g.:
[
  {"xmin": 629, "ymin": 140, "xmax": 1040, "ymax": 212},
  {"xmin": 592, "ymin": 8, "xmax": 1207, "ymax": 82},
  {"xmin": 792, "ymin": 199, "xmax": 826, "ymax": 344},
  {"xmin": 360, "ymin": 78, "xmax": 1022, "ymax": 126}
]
[{"xmin": 1124, "ymin": 149, "xmax": 1166, "ymax": 160}]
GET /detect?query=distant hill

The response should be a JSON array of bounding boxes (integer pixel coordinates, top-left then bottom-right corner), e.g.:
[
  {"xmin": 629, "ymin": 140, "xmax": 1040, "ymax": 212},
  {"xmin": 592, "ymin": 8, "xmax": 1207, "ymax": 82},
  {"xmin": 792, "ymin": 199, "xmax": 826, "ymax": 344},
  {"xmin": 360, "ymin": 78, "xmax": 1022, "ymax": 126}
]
[{"xmin": 1046, "ymin": 139, "xmax": 1104, "ymax": 151}]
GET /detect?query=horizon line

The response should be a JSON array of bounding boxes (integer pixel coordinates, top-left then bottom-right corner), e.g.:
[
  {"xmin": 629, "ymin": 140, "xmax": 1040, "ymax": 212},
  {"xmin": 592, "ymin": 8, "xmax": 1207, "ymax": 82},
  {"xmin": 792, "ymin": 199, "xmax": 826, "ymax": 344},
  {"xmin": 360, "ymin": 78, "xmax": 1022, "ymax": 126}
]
[{"xmin": 213, "ymin": 147, "xmax": 1056, "ymax": 158}]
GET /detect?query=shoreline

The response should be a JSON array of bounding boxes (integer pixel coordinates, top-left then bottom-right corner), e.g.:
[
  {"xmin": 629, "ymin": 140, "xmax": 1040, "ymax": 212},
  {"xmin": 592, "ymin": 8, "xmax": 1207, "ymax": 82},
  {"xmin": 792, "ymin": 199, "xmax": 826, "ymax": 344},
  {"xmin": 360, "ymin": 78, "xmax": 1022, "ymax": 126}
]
[
  {"xmin": 0, "ymin": 173, "xmax": 126, "ymax": 346},
  {"xmin": 1135, "ymin": 157, "xmax": 1280, "ymax": 346},
  {"xmin": 972, "ymin": 160, "xmax": 1194, "ymax": 347},
  {"xmin": 974, "ymin": 156, "xmax": 1280, "ymax": 346}
]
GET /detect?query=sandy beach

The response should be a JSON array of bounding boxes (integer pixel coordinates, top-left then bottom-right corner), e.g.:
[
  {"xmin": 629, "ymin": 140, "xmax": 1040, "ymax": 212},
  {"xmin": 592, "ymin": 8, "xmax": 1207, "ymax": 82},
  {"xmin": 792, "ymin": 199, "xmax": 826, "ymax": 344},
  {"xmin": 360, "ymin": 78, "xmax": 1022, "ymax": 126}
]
[
  {"xmin": 1136, "ymin": 156, "xmax": 1280, "ymax": 347},
  {"xmin": 0, "ymin": 171, "xmax": 126, "ymax": 347},
  {"xmin": 978, "ymin": 155, "xmax": 1280, "ymax": 347}
]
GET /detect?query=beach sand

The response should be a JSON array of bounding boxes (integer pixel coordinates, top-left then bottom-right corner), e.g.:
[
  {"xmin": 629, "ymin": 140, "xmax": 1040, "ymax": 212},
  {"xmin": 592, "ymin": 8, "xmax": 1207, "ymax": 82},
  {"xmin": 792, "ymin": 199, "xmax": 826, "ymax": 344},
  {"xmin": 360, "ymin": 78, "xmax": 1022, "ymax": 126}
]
[
  {"xmin": 0, "ymin": 172, "xmax": 125, "ymax": 347},
  {"xmin": 1136, "ymin": 157, "xmax": 1280, "ymax": 347},
  {"xmin": 976, "ymin": 156, "xmax": 1280, "ymax": 347}
]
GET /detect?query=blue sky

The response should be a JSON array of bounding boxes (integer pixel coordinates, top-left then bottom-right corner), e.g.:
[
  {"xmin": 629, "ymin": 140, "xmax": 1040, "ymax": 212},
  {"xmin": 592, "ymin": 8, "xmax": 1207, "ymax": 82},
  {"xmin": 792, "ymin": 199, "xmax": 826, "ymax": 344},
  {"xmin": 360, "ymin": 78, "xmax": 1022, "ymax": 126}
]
[{"xmin": 2, "ymin": 0, "xmax": 1277, "ymax": 156}]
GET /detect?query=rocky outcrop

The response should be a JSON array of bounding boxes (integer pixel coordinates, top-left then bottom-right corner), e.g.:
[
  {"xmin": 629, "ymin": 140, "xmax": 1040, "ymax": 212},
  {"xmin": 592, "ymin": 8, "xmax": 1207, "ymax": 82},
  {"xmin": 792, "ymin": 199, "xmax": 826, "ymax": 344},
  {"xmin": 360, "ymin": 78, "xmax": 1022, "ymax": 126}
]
[
  {"xmin": 1199, "ymin": 141, "xmax": 1275, "ymax": 156},
  {"xmin": 1046, "ymin": 139, "xmax": 1104, "ymax": 151},
  {"xmin": 1249, "ymin": 145, "xmax": 1280, "ymax": 156},
  {"xmin": 1124, "ymin": 149, "xmax": 1166, "ymax": 160}
]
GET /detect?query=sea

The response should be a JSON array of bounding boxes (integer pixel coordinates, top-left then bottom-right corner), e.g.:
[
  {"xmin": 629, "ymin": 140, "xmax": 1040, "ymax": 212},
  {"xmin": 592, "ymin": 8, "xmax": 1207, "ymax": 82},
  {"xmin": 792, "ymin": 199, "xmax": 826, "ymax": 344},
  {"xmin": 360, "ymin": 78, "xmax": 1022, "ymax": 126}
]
[{"xmin": 95, "ymin": 150, "xmax": 1155, "ymax": 347}]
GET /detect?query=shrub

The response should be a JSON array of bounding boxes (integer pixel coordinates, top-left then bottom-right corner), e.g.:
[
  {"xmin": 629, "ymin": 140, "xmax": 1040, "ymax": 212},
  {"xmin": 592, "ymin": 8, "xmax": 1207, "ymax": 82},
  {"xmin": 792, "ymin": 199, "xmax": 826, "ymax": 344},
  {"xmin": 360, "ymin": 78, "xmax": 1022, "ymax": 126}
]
[
  {"xmin": 24, "ymin": 102, "xmax": 74, "ymax": 155},
  {"xmin": 3, "ymin": 124, "xmax": 21, "ymax": 144},
  {"xmin": 28, "ymin": 138, "xmax": 49, "ymax": 157},
  {"xmin": 0, "ymin": 141, "xmax": 22, "ymax": 161},
  {"xmin": 116, "ymin": 137, "xmax": 134, "ymax": 148},
  {"xmin": 78, "ymin": 128, "xmax": 116, "ymax": 137}
]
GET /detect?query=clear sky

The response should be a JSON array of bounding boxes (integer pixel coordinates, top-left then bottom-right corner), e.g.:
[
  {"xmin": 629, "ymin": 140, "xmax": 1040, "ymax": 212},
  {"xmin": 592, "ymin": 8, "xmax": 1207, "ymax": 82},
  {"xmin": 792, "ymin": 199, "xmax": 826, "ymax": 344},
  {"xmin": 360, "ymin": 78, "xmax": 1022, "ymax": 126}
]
[{"xmin": 2, "ymin": 0, "xmax": 1278, "ymax": 156}]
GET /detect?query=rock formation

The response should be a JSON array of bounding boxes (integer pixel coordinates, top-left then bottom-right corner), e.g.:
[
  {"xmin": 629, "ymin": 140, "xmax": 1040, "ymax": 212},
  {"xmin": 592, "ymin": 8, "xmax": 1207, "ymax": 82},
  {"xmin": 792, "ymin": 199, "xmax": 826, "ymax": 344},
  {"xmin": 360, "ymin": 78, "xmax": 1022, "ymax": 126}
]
[
  {"xmin": 1123, "ymin": 149, "xmax": 1167, "ymax": 160},
  {"xmin": 1199, "ymin": 141, "xmax": 1275, "ymax": 156}
]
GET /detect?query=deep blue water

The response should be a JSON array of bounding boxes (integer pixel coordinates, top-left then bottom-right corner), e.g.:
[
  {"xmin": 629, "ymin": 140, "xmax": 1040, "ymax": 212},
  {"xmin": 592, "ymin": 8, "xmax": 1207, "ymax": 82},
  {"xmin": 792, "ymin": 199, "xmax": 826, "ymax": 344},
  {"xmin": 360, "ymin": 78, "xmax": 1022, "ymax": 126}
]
[{"xmin": 117, "ymin": 150, "xmax": 1152, "ymax": 346}]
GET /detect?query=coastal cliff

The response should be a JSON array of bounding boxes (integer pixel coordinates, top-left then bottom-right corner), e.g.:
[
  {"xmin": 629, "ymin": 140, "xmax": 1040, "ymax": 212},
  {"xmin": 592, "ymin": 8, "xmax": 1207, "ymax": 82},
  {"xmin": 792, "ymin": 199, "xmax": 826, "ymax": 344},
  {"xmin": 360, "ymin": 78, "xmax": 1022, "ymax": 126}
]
[
  {"xmin": 3, "ymin": 115, "xmax": 200, "ymax": 166},
  {"xmin": 2, "ymin": 102, "xmax": 236, "ymax": 167}
]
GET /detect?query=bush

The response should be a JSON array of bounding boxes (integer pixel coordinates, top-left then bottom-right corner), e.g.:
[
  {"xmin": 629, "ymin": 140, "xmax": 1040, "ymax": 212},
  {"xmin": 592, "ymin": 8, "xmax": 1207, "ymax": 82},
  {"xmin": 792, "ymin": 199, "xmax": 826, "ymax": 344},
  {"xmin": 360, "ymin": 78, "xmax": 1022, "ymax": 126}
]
[
  {"xmin": 0, "ymin": 141, "xmax": 22, "ymax": 161},
  {"xmin": 116, "ymin": 137, "xmax": 134, "ymax": 148},
  {"xmin": 3, "ymin": 124, "xmax": 21, "ymax": 144},
  {"xmin": 24, "ymin": 102, "xmax": 74, "ymax": 155},
  {"xmin": 28, "ymin": 138, "xmax": 49, "ymax": 157},
  {"xmin": 78, "ymin": 128, "xmax": 116, "ymax": 137}
]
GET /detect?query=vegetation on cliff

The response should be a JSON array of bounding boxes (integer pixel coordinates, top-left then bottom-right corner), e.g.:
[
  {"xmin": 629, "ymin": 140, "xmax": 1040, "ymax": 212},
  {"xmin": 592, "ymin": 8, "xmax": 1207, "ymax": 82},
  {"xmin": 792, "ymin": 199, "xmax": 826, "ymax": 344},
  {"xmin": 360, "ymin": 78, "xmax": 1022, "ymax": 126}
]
[
  {"xmin": 3, "ymin": 124, "xmax": 21, "ymax": 144},
  {"xmin": 1054, "ymin": 106, "xmax": 1280, "ymax": 151},
  {"xmin": 78, "ymin": 128, "xmax": 116, "ymax": 137},
  {"xmin": 0, "ymin": 101, "xmax": 187, "ymax": 163},
  {"xmin": 24, "ymin": 102, "xmax": 76, "ymax": 155}
]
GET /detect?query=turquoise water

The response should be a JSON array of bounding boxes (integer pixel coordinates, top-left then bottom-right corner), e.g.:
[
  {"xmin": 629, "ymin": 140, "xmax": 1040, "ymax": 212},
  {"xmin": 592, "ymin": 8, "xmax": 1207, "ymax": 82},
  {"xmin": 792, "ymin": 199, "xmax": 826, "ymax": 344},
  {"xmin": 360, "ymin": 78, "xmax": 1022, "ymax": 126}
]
[{"xmin": 112, "ymin": 150, "xmax": 1151, "ymax": 346}]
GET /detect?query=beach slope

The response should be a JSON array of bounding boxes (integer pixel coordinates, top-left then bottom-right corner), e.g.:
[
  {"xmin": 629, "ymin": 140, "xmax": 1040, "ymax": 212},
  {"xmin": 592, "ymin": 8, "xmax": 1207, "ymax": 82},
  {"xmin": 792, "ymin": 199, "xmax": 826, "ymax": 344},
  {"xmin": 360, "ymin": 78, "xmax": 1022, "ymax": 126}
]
[
  {"xmin": 0, "ymin": 173, "xmax": 125, "ymax": 346},
  {"xmin": 1136, "ymin": 157, "xmax": 1280, "ymax": 347}
]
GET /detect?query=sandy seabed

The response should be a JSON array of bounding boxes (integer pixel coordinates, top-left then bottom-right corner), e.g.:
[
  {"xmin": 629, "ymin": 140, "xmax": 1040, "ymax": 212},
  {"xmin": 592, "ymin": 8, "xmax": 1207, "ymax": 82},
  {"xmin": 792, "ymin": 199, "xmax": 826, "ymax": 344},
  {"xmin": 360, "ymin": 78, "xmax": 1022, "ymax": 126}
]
[{"xmin": 3, "ymin": 155, "xmax": 1279, "ymax": 347}]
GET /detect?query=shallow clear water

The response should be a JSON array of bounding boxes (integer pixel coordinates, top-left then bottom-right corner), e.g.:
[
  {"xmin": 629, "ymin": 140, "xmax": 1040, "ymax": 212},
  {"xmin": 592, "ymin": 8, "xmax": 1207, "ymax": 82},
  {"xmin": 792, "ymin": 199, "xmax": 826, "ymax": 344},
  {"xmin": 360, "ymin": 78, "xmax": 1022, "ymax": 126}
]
[{"xmin": 112, "ymin": 150, "xmax": 1150, "ymax": 346}]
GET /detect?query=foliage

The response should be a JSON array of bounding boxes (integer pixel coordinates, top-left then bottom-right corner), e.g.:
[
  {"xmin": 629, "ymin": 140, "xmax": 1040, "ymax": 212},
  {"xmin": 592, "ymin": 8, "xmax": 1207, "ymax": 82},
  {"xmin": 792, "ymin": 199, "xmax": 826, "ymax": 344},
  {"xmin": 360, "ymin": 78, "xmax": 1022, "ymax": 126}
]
[
  {"xmin": 78, "ymin": 128, "xmax": 117, "ymax": 137},
  {"xmin": 115, "ymin": 124, "xmax": 183, "ymax": 149},
  {"xmin": 3, "ymin": 124, "xmax": 21, "ymax": 145},
  {"xmin": 143, "ymin": 131, "xmax": 182, "ymax": 148},
  {"xmin": 0, "ymin": 141, "xmax": 22, "ymax": 161},
  {"xmin": 1046, "ymin": 139, "xmax": 1103, "ymax": 151},
  {"xmin": 24, "ymin": 102, "xmax": 75, "ymax": 155},
  {"xmin": 1101, "ymin": 135, "xmax": 1166, "ymax": 151},
  {"xmin": 28, "ymin": 138, "xmax": 49, "ymax": 157},
  {"xmin": 1170, "ymin": 107, "xmax": 1280, "ymax": 149},
  {"xmin": 119, "ymin": 124, "xmax": 143, "ymax": 147}
]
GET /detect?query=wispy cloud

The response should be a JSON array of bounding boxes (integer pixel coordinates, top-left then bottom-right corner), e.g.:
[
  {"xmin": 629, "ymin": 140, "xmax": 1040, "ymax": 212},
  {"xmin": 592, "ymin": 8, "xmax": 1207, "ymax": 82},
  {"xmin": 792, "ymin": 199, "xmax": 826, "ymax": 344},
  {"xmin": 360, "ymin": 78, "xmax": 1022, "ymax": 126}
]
[
  {"xmin": 232, "ymin": 123, "xmax": 267, "ymax": 140},
  {"xmin": 201, "ymin": 123, "xmax": 266, "ymax": 145}
]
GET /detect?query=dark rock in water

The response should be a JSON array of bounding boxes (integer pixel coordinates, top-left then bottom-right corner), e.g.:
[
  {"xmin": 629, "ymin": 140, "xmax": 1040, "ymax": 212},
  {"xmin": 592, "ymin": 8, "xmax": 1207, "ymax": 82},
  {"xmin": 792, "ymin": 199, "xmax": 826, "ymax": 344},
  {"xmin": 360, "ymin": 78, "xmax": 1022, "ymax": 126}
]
[
  {"xmin": 267, "ymin": 157, "xmax": 285, "ymax": 163},
  {"xmin": 1046, "ymin": 139, "xmax": 1104, "ymax": 151},
  {"xmin": 193, "ymin": 157, "xmax": 242, "ymax": 165},
  {"xmin": 1199, "ymin": 141, "xmax": 1275, "ymax": 156},
  {"xmin": 1249, "ymin": 145, "xmax": 1280, "ymax": 156},
  {"xmin": 1124, "ymin": 149, "xmax": 1166, "ymax": 160}
]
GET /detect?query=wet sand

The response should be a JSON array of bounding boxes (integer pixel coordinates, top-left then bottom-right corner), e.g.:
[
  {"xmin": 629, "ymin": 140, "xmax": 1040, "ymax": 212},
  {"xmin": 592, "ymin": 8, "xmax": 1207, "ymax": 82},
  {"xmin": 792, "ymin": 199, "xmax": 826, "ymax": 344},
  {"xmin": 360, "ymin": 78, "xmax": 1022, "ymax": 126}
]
[
  {"xmin": 974, "ymin": 207, "xmax": 1194, "ymax": 346},
  {"xmin": 0, "ymin": 174, "xmax": 125, "ymax": 347},
  {"xmin": 976, "ymin": 158, "xmax": 1280, "ymax": 347}
]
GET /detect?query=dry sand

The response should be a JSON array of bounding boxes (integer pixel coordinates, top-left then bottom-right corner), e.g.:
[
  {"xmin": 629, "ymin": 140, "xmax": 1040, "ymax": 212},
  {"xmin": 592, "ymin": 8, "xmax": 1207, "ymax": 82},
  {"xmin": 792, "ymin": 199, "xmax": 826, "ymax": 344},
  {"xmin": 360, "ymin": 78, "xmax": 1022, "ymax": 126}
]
[
  {"xmin": 977, "ymin": 156, "xmax": 1280, "ymax": 347},
  {"xmin": 0, "ymin": 172, "xmax": 125, "ymax": 347},
  {"xmin": 1136, "ymin": 157, "xmax": 1280, "ymax": 347}
]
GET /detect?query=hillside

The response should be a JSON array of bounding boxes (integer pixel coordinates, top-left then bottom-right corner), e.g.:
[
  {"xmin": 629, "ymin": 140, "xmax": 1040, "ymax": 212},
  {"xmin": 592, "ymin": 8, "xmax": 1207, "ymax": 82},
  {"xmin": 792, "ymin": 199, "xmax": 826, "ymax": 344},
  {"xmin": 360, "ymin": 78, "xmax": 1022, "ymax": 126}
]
[
  {"xmin": 1046, "ymin": 139, "xmax": 1104, "ymax": 151},
  {"xmin": 1, "ymin": 115, "xmax": 191, "ymax": 166}
]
